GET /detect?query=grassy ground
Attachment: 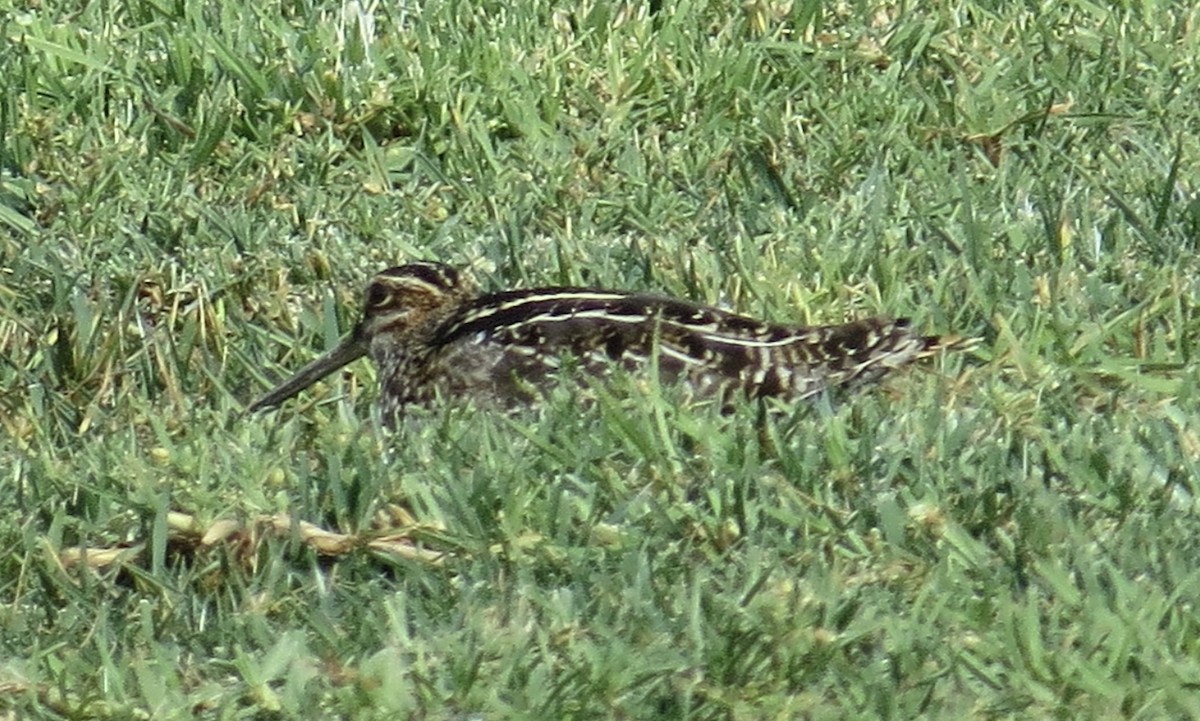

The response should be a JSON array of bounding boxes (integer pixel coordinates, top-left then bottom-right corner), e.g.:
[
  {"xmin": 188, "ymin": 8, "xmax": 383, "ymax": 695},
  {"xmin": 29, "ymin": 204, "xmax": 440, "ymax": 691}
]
[{"xmin": 2, "ymin": 0, "xmax": 1199, "ymax": 718}]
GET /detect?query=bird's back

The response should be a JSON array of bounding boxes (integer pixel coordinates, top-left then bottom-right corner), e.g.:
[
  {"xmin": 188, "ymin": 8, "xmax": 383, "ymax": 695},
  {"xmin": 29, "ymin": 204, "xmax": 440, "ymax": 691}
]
[{"xmin": 411, "ymin": 288, "xmax": 955, "ymax": 408}]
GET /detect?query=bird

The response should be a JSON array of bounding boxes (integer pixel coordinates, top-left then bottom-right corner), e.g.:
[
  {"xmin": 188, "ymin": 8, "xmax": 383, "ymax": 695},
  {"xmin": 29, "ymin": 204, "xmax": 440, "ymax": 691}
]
[{"xmin": 248, "ymin": 261, "xmax": 971, "ymax": 418}]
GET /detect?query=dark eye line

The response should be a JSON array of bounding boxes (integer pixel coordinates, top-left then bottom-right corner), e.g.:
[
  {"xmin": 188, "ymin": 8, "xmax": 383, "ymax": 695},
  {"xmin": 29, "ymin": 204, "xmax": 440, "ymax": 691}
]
[{"xmin": 367, "ymin": 284, "xmax": 390, "ymax": 307}]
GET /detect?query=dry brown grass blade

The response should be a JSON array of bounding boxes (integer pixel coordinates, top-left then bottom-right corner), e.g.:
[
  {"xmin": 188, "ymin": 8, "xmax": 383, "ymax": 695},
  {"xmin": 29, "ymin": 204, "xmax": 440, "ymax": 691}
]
[{"xmin": 56, "ymin": 511, "xmax": 450, "ymax": 574}]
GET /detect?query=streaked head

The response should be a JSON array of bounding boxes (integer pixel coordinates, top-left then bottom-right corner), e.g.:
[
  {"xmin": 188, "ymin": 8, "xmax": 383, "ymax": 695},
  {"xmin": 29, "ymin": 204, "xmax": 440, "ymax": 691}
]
[
  {"xmin": 357, "ymin": 262, "xmax": 476, "ymax": 345},
  {"xmin": 247, "ymin": 262, "xmax": 476, "ymax": 412}
]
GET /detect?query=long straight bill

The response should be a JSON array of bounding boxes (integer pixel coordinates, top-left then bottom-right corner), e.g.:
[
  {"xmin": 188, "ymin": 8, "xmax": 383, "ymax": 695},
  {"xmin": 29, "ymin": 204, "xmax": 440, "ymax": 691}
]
[{"xmin": 248, "ymin": 334, "xmax": 368, "ymax": 411}]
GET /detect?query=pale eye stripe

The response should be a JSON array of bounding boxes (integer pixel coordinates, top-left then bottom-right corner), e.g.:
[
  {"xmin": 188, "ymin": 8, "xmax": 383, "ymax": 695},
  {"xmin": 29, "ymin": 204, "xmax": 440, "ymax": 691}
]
[{"xmin": 391, "ymin": 278, "xmax": 447, "ymax": 296}]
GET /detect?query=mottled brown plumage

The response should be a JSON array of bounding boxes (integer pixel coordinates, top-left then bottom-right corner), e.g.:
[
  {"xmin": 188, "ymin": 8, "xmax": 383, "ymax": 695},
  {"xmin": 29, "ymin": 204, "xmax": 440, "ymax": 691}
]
[{"xmin": 249, "ymin": 262, "xmax": 970, "ymax": 417}]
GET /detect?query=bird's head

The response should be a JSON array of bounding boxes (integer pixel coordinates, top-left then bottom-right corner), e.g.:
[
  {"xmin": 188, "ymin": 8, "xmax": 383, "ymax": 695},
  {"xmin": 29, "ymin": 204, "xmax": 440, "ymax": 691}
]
[
  {"xmin": 247, "ymin": 261, "xmax": 476, "ymax": 413},
  {"xmin": 355, "ymin": 262, "xmax": 476, "ymax": 351}
]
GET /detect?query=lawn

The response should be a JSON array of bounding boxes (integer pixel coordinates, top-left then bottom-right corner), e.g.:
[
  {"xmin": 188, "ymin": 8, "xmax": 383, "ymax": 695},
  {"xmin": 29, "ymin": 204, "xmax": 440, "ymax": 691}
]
[{"xmin": 2, "ymin": 1, "xmax": 1200, "ymax": 718}]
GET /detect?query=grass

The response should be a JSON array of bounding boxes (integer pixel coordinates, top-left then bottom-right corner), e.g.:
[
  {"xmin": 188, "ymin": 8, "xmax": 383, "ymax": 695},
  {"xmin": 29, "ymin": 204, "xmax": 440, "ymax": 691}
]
[{"xmin": 2, "ymin": 0, "xmax": 1200, "ymax": 718}]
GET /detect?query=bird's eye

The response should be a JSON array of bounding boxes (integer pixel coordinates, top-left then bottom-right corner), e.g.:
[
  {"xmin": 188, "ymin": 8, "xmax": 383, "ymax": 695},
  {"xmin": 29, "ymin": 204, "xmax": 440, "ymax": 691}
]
[{"xmin": 366, "ymin": 283, "xmax": 390, "ymax": 309}]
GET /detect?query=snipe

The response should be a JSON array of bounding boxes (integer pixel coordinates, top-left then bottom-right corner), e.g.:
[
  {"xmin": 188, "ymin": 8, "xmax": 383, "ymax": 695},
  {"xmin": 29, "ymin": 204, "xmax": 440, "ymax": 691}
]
[{"xmin": 249, "ymin": 262, "xmax": 970, "ymax": 418}]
